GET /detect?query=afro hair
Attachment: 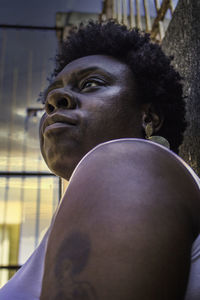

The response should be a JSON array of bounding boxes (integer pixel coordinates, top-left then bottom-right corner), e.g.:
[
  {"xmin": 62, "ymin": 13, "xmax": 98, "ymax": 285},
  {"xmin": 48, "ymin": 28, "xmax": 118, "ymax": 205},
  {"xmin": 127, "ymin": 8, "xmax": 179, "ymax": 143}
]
[{"xmin": 52, "ymin": 20, "xmax": 187, "ymax": 153}]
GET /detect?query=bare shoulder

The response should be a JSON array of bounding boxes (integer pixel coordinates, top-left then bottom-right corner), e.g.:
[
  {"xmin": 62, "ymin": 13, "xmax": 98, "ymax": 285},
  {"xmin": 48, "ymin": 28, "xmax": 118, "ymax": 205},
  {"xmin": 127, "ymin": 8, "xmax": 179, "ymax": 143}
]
[
  {"xmin": 40, "ymin": 138, "xmax": 200, "ymax": 300},
  {"xmin": 71, "ymin": 138, "xmax": 199, "ymax": 189},
  {"xmin": 72, "ymin": 138, "xmax": 199, "ymax": 190},
  {"xmin": 67, "ymin": 138, "xmax": 200, "ymax": 235}
]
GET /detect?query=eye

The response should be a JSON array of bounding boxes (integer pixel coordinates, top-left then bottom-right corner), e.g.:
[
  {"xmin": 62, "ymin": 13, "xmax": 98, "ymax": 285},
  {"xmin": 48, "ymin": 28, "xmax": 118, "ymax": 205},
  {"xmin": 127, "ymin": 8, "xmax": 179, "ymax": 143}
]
[
  {"xmin": 80, "ymin": 78, "xmax": 105, "ymax": 91},
  {"xmin": 82, "ymin": 81, "xmax": 98, "ymax": 89}
]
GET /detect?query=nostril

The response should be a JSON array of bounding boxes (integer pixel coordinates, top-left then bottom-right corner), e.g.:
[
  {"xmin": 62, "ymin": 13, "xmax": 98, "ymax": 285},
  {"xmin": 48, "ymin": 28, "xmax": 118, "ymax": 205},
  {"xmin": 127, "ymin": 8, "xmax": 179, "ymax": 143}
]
[
  {"xmin": 58, "ymin": 98, "xmax": 70, "ymax": 109},
  {"xmin": 45, "ymin": 96, "xmax": 73, "ymax": 114},
  {"xmin": 46, "ymin": 103, "xmax": 54, "ymax": 114}
]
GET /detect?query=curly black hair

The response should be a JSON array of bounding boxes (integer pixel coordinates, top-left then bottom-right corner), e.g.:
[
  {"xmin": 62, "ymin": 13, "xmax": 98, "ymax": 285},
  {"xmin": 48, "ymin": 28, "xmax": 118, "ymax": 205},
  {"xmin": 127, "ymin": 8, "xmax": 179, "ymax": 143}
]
[{"xmin": 53, "ymin": 20, "xmax": 187, "ymax": 153}]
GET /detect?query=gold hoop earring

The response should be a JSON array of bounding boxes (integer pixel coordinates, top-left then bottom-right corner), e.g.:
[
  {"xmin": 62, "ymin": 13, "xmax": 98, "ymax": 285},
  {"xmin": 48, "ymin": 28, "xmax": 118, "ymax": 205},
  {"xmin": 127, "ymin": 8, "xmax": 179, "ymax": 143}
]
[{"xmin": 145, "ymin": 123, "xmax": 170, "ymax": 149}]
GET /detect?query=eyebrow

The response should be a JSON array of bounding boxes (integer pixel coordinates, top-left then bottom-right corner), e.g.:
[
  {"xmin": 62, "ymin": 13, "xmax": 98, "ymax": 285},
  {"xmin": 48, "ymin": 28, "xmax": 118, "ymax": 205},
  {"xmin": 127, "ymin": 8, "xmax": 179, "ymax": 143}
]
[
  {"xmin": 75, "ymin": 66, "xmax": 116, "ymax": 80},
  {"xmin": 43, "ymin": 66, "xmax": 116, "ymax": 101}
]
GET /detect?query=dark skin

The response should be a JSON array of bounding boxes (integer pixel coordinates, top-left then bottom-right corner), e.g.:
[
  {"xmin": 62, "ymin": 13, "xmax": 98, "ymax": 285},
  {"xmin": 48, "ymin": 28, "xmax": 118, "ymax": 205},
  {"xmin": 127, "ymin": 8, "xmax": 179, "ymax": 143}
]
[
  {"xmin": 39, "ymin": 55, "xmax": 160, "ymax": 180},
  {"xmin": 39, "ymin": 55, "xmax": 200, "ymax": 299}
]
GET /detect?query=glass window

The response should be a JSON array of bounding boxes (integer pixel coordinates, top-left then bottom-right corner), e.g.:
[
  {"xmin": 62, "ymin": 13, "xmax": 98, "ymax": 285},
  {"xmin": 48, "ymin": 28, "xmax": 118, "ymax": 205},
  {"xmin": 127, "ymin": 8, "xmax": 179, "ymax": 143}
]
[
  {"xmin": 0, "ymin": 175, "xmax": 59, "ymax": 287},
  {"xmin": 0, "ymin": 27, "xmax": 60, "ymax": 287}
]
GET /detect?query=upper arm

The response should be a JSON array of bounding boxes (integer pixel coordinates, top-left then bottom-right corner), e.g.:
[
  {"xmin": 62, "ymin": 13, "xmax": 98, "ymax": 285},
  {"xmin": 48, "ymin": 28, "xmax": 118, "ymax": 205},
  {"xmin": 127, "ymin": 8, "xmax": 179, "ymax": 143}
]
[{"xmin": 40, "ymin": 139, "xmax": 200, "ymax": 300}]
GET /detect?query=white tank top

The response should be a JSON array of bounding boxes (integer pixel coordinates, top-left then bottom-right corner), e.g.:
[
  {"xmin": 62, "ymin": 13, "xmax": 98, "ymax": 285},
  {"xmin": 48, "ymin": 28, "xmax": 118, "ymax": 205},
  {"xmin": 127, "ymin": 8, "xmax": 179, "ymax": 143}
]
[
  {"xmin": 184, "ymin": 164, "xmax": 200, "ymax": 300},
  {"xmin": 0, "ymin": 228, "xmax": 49, "ymax": 300},
  {"xmin": 0, "ymin": 156, "xmax": 199, "ymax": 300}
]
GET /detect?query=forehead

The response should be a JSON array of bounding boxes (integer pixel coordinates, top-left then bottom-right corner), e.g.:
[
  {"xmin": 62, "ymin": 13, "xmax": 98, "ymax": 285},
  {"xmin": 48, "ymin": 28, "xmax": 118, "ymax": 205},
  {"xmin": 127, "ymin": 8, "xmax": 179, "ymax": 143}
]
[{"xmin": 56, "ymin": 54, "xmax": 132, "ymax": 80}]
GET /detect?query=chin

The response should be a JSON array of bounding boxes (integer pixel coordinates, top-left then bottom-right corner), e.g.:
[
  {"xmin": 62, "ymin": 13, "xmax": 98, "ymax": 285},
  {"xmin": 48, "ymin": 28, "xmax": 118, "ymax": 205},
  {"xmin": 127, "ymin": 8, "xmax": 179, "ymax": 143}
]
[
  {"xmin": 40, "ymin": 147, "xmax": 74, "ymax": 180},
  {"xmin": 48, "ymin": 161, "xmax": 72, "ymax": 180},
  {"xmin": 46, "ymin": 157, "xmax": 78, "ymax": 180}
]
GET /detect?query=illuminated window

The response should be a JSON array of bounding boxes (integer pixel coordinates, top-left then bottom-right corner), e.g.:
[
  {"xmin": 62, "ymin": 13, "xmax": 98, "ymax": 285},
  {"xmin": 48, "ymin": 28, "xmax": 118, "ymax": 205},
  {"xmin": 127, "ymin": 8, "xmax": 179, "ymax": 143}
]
[{"xmin": 0, "ymin": 27, "xmax": 60, "ymax": 287}]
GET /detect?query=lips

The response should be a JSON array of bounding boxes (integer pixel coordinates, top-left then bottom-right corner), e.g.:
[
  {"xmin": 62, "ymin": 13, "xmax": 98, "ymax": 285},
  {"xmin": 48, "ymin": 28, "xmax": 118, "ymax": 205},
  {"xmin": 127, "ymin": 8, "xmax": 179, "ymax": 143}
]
[{"xmin": 42, "ymin": 113, "xmax": 77, "ymax": 135}]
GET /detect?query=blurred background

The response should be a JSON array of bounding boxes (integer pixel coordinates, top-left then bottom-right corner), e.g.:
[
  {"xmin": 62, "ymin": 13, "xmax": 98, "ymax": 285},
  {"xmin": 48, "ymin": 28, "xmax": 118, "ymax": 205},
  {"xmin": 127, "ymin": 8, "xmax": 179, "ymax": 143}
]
[{"xmin": 0, "ymin": 0, "xmax": 179, "ymax": 287}]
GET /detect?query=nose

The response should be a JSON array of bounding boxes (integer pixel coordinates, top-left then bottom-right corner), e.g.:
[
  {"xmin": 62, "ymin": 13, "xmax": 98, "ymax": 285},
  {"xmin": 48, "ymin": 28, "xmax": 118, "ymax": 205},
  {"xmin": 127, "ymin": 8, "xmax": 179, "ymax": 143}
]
[{"xmin": 45, "ymin": 89, "xmax": 77, "ymax": 114}]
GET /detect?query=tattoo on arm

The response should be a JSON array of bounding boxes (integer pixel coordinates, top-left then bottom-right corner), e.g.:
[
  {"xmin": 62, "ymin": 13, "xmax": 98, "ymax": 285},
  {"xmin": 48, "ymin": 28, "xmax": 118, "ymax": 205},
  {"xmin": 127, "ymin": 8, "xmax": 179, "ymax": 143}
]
[{"xmin": 54, "ymin": 232, "xmax": 98, "ymax": 299}]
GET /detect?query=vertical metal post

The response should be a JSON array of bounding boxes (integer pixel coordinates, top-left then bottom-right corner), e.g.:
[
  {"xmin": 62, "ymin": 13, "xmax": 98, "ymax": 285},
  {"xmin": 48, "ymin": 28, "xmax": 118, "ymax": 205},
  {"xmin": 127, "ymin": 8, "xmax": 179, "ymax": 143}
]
[
  {"xmin": 122, "ymin": 0, "xmax": 128, "ymax": 25},
  {"xmin": 26, "ymin": 52, "xmax": 32, "ymax": 109},
  {"xmin": 143, "ymin": 0, "xmax": 151, "ymax": 32},
  {"xmin": 59, "ymin": 177, "xmax": 63, "ymax": 200},
  {"xmin": 129, "ymin": 0, "xmax": 136, "ymax": 28},
  {"xmin": 136, "ymin": 0, "xmax": 142, "ymax": 29},
  {"xmin": 34, "ymin": 176, "xmax": 41, "ymax": 248},
  {"xmin": 6, "ymin": 68, "xmax": 18, "ymax": 173},
  {"xmin": 112, "ymin": 0, "xmax": 117, "ymax": 19},
  {"xmin": 154, "ymin": 0, "xmax": 164, "ymax": 40},
  {"xmin": 0, "ymin": 30, "xmax": 6, "ymax": 106},
  {"xmin": 104, "ymin": 0, "xmax": 114, "ymax": 19},
  {"xmin": 117, "ymin": 0, "xmax": 122, "ymax": 23},
  {"xmin": 168, "ymin": 0, "xmax": 174, "ymax": 17},
  {"xmin": 0, "ymin": 176, "xmax": 9, "ymax": 285},
  {"xmin": 154, "ymin": 0, "xmax": 159, "ymax": 11},
  {"xmin": 18, "ymin": 176, "xmax": 25, "ymax": 268}
]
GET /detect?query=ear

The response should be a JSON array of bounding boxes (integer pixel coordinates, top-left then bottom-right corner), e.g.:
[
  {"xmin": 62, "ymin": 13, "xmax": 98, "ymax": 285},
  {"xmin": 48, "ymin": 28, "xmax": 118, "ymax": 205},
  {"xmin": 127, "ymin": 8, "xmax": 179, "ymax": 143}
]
[{"xmin": 141, "ymin": 103, "xmax": 164, "ymax": 134}]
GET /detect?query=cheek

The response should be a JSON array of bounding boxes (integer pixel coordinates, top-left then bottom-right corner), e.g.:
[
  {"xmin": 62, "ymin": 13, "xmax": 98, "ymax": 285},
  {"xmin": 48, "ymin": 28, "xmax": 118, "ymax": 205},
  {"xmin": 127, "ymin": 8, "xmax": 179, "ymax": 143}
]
[
  {"xmin": 39, "ymin": 113, "xmax": 47, "ymax": 140},
  {"xmin": 39, "ymin": 113, "xmax": 48, "ymax": 160},
  {"xmin": 82, "ymin": 88, "xmax": 138, "ymax": 132},
  {"xmin": 39, "ymin": 112, "xmax": 47, "ymax": 128}
]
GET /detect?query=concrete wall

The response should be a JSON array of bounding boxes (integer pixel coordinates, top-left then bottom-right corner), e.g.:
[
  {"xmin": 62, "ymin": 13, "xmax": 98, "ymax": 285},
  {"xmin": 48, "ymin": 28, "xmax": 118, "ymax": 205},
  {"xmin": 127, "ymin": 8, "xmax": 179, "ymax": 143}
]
[{"xmin": 162, "ymin": 0, "xmax": 200, "ymax": 176}]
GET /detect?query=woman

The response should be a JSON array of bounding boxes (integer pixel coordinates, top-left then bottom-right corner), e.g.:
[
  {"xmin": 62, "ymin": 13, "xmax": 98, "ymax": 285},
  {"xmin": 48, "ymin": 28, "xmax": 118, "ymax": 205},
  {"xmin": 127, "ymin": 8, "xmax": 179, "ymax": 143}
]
[
  {"xmin": 1, "ymin": 20, "xmax": 200, "ymax": 300},
  {"xmin": 39, "ymin": 21, "xmax": 200, "ymax": 300}
]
